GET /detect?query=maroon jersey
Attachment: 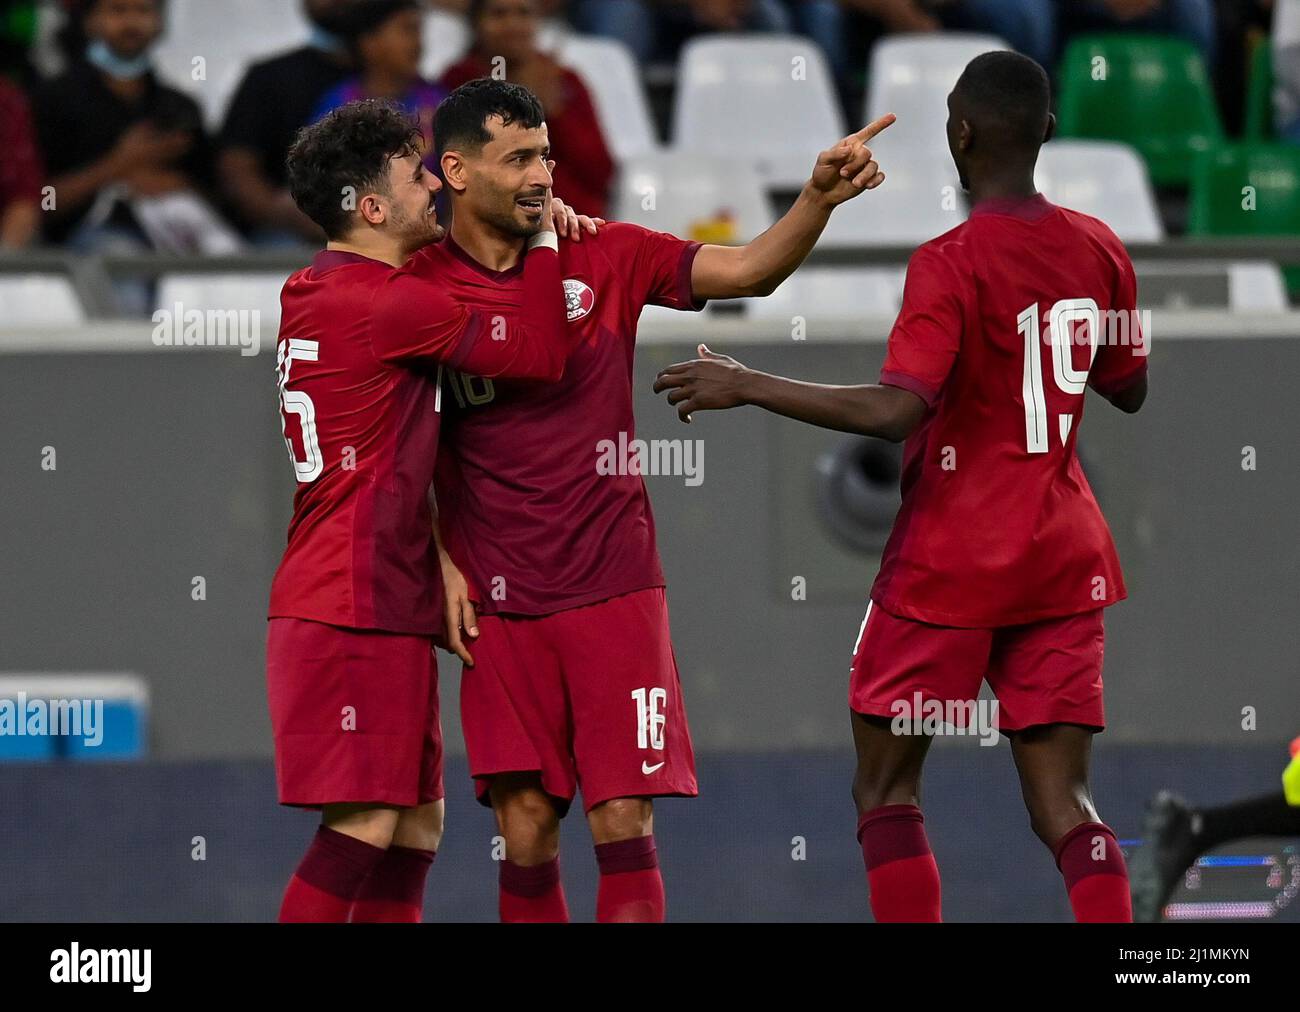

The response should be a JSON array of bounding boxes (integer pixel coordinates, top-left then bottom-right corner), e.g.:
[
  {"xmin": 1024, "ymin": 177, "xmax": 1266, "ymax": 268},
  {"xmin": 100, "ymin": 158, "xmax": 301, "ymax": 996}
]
[
  {"xmin": 268, "ymin": 245, "xmax": 571, "ymax": 633},
  {"xmin": 428, "ymin": 223, "xmax": 704, "ymax": 616},
  {"xmin": 872, "ymin": 194, "xmax": 1148, "ymax": 628}
]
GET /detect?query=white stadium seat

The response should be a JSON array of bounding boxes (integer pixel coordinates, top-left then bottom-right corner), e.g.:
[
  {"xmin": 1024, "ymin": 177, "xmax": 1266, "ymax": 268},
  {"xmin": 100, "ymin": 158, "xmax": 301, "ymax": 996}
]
[
  {"xmin": 421, "ymin": 9, "xmax": 471, "ymax": 80},
  {"xmin": 818, "ymin": 154, "xmax": 966, "ymax": 246},
  {"xmin": 155, "ymin": 274, "xmax": 288, "ymax": 331},
  {"xmin": 0, "ymin": 276, "xmax": 86, "ymax": 327},
  {"xmin": 1227, "ymin": 262, "xmax": 1290, "ymax": 312},
  {"xmin": 537, "ymin": 18, "xmax": 570, "ymax": 53},
  {"xmin": 153, "ymin": 0, "xmax": 312, "ymax": 129},
  {"xmin": 613, "ymin": 152, "xmax": 774, "ymax": 244},
  {"xmin": 559, "ymin": 36, "xmax": 658, "ymax": 160},
  {"xmin": 1035, "ymin": 140, "xmax": 1165, "ymax": 242},
  {"xmin": 864, "ymin": 33, "xmax": 1008, "ymax": 158},
  {"xmin": 741, "ymin": 268, "xmax": 906, "ymax": 320},
  {"xmin": 673, "ymin": 35, "xmax": 846, "ymax": 188}
]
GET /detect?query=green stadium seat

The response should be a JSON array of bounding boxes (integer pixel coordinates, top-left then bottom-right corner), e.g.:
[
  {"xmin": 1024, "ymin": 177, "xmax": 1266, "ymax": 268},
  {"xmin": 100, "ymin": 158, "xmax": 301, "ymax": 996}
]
[
  {"xmin": 1188, "ymin": 143, "xmax": 1300, "ymax": 235},
  {"xmin": 1056, "ymin": 34, "xmax": 1224, "ymax": 187},
  {"xmin": 1244, "ymin": 39, "xmax": 1274, "ymax": 141},
  {"xmin": 1188, "ymin": 142, "xmax": 1300, "ymax": 294}
]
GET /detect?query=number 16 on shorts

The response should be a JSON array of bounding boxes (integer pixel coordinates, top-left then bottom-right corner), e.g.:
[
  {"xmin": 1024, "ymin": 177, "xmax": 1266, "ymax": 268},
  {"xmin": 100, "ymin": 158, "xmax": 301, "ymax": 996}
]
[{"xmin": 632, "ymin": 687, "xmax": 666, "ymax": 772}]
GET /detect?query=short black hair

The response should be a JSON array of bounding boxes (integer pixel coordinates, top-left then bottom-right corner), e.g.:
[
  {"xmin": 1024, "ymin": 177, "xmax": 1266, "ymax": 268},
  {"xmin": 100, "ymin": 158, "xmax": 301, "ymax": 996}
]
[
  {"xmin": 433, "ymin": 77, "xmax": 545, "ymax": 159},
  {"xmin": 287, "ymin": 100, "xmax": 423, "ymax": 240},
  {"xmin": 337, "ymin": 0, "xmax": 418, "ymax": 47},
  {"xmin": 468, "ymin": 0, "xmax": 536, "ymax": 23},
  {"xmin": 953, "ymin": 50, "xmax": 1051, "ymax": 148}
]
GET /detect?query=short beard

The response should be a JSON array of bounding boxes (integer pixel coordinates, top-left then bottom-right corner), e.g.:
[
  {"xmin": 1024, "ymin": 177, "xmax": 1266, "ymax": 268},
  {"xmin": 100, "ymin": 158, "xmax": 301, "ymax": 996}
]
[
  {"xmin": 390, "ymin": 206, "xmax": 443, "ymax": 256},
  {"xmin": 482, "ymin": 202, "xmax": 543, "ymax": 239},
  {"xmin": 478, "ymin": 189, "xmax": 543, "ymax": 238}
]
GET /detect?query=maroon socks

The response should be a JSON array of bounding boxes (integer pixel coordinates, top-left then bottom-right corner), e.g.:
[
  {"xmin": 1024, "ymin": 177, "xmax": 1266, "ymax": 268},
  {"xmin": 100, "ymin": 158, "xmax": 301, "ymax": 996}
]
[
  {"xmin": 278, "ymin": 825, "xmax": 387, "ymax": 923},
  {"xmin": 857, "ymin": 804, "xmax": 943, "ymax": 922},
  {"xmin": 499, "ymin": 856, "xmax": 570, "ymax": 922},
  {"xmin": 349, "ymin": 844, "xmax": 436, "ymax": 923},
  {"xmin": 1054, "ymin": 821, "xmax": 1132, "ymax": 922},
  {"xmin": 595, "ymin": 835, "xmax": 665, "ymax": 923}
]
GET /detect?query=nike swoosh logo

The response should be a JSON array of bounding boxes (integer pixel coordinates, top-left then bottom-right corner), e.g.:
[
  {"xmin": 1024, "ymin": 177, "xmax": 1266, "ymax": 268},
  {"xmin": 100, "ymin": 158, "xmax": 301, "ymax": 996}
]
[{"xmin": 641, "ymin": 761, "xmax": 665, "ymax": 775}]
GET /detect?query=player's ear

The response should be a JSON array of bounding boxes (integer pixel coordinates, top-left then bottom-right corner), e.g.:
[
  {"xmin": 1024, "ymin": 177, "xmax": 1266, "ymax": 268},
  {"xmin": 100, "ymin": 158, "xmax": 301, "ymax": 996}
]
[
  {"xmin": 357, "ymin": 192, "xmax": 386, "ymax": 227},
  {"xmin": 440, "ymin": 151, "xmax": 469, "ymax": 194},
  {"xmin": 959, "ymin": 118, "xmax": 973, "ymax": 153},
  {"xmin": 1044, "ymin": 113, "xmax": 1057, "ymax": 145}
]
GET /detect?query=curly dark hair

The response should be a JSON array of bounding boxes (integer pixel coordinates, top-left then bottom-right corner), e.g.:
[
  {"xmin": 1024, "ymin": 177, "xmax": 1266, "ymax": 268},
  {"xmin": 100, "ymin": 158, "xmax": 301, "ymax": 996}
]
[
  {"xmin": 433, "ymin": 77, "xmax": 545, "ymax": 160},
  {"xmin": 286, "ymin": 100, "xmax": 423, "ymax": 240}
]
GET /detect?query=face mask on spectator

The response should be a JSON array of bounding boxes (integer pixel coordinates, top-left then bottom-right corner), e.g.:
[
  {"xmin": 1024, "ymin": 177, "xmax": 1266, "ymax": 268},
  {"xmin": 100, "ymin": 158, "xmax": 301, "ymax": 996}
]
[
  {"xmin": 308, "ymin": 25, "xmax": 346, "ymax": 55},
  {"xmin": 85, "ymin": 38, "xmax": 152, "ymax": 79}
]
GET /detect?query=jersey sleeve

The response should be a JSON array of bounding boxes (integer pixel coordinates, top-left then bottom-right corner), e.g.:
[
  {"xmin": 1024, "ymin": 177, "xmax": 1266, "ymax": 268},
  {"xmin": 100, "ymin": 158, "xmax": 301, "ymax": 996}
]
[
  {"xmin": 1088, "ymin": 241, "xmax": 1148, "ymax": 396},
  {"xmin": 880, "ymin": 246, "xmax": 965, "ymax": 405},
  {"xmin": 371, "ymin": 246, "xmax": 575, "ymax": 380},
  {"xmin": 612, "ymin": 222, "xmax": 706, "ymax": 313}
]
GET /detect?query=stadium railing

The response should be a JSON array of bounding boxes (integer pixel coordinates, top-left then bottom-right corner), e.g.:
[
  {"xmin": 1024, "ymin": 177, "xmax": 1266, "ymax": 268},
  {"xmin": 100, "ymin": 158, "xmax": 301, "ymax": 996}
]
[{"xmin": 2, "ymin": 240, "xmax": 1300, "ymax": 322}]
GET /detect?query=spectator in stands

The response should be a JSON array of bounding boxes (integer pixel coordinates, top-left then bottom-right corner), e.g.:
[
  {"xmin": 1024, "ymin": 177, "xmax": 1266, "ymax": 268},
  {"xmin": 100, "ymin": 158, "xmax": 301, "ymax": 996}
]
[
  {"xmin": 0, "ymin": 76, "xmax": 44, "ymax": 248},
  {"xmin": 314, "ymin": 0, "xmax": 447, "ymax": 164},
  {"xmin": 1060, "ymin": 0, "xmax": 1218, "ymax": 69},
  {"xmin": 787, "ymin": 1, "xmax": 1215, "ymax": 84},
  {"xmin": 218, "ymin": 0, "xmax": 360, "ymax": 244},
  {"xmin": 788, "ymin": 2, "xmax": 1054, "ymax": 80},
  {"xmin": 441, "ymin": 0, "xmax": 614, "ymax": 217},
  {"xmin": 572, "ymin": 0, "xmax": 793, "ymax": 65},
  {"xmin": 30, "ymin": 0, "xmax": 221, "ymax": 260}
]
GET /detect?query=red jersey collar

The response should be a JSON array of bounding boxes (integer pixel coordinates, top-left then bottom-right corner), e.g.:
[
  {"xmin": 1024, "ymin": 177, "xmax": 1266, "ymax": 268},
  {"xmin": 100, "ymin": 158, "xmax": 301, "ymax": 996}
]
[
  {"xmin": 311, "ymin": 249, "xmax": 388, "ymax": 273},
  {"xmin": 969, "ymin": 192, "xmax": 1054, "ymax": 222},
  {"xmin": 446, "ymin": 235, "xmax": 526, "ymax": 282}
]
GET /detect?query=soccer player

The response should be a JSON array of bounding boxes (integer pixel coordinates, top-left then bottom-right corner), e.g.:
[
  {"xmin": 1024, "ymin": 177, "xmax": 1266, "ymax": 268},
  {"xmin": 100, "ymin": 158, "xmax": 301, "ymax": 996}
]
[
  {"xmin": 266, "ymin": 99, "xmax": 595, "ymax": 922},
  {"xmin": 422, "ymin": 78, "xmax": 891, "ymax": 922},
  {"xmin": 653, "ymin": 51, "xmax": 1150, "ymax": 922}
]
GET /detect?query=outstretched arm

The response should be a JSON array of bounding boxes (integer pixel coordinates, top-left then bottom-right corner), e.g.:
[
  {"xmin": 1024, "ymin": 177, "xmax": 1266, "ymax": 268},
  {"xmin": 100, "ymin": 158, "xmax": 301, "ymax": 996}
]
[
  {"xmin": 654, "ymin": 345, "xmax": 927, "ymax": 443},
  {"xmin": 689, "ymin": 114, "xmax": 895, "ymax": 300}
]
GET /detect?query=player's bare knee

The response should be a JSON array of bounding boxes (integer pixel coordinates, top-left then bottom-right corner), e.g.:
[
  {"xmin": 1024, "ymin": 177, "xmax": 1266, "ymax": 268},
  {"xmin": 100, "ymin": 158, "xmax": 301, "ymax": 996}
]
[
  {"xmin": 393, "ymin": 800, "xmax": 444, "ymax": 852},
  {"xmin": 322, "ymin": 803, "xmax": 401, "ymax": 850},
  {"xmin": 1025, "ymin": 794, "xmax": 1097, "ymax": 850},
  {"xmin": 852, "ymin": 766, "xmax": 918, "ymax": 814},
  {"xmin": 494, "ymin": 786, "xmax": 560, "ymax": 861},
  {"xmin": 588, "ymin": 796, "xmax": 653, "ymax": 844}
]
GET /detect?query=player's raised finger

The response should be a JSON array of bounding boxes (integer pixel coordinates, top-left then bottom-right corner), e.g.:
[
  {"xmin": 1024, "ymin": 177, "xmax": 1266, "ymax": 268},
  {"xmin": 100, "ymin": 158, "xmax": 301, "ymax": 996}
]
[{"xmin": 854, "ymin": 112, "xmax": 896, "ymax": 143}]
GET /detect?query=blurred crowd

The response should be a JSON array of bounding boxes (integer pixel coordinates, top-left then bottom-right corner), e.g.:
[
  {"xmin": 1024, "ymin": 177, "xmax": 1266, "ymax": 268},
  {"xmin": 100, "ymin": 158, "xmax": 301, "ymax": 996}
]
[{"xmin": 0, "ymin": 0, "xmax": 1292, "ymax": 255}]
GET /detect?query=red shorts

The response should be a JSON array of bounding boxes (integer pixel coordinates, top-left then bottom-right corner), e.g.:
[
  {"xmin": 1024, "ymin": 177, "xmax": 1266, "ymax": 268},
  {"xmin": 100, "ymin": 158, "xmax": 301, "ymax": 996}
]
[
  {"xmin": 848, "ymin": 600, "xmax": 1106, "ymax": 733},
  {"xmin": 266, "ymin": 617, "xmax": 443, "ymax": 808},
  {"xmin": 460, "ymin": 588, "xmax": 699, "ymax": 815}
]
